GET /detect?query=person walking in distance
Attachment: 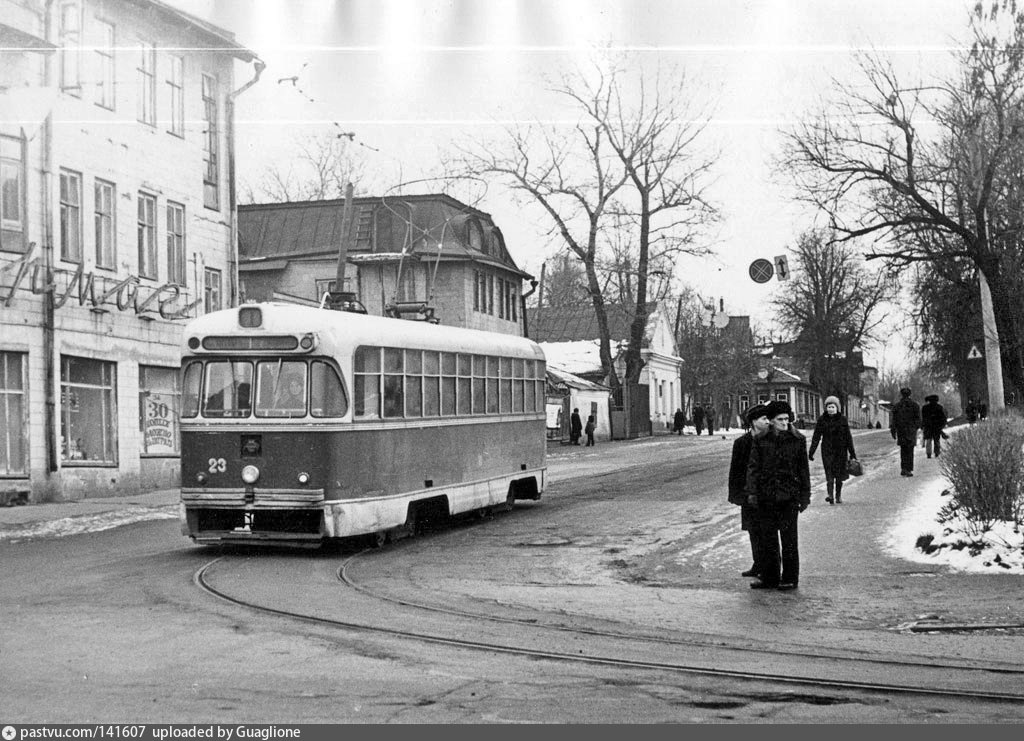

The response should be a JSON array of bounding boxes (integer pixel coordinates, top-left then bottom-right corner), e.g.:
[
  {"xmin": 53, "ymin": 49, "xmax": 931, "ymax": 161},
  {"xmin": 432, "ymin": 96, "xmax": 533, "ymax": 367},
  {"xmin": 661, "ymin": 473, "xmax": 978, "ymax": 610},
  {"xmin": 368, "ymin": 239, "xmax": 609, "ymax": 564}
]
[
  {"xmin": 584, "ymin": 414, "xmax": 596, "ymax": 447},
  {"xmin": 921, "ymin": 394, "xmax": 948, "ymax": 459},
  {"xmin": 808, "ymin": 396, "xmax": 857, "ymax": 505},
  {"xmin": 570, "ymin": 408, "xmax": 582, "ymax": 446},
  {"xmin": 745, "ymin": 400, "xmax": 811, "ymax": 591},
  {"xmin": 673, "ymin": 408, "xmax": 686, "ymax": 435},
  {"xmin": 705, "ymin": 407, "xmax": 716, "ymax": 436},
  {"xmin": 692, "ymin": 404, "xmax": 705, "ymax": 436},
  {"xmin": 890, "ymin": 387, "xmax": 922, "ymax": 477},
  {"xmin": 728, "ymin": 404, "xmax": 771, "ymax": 579}
]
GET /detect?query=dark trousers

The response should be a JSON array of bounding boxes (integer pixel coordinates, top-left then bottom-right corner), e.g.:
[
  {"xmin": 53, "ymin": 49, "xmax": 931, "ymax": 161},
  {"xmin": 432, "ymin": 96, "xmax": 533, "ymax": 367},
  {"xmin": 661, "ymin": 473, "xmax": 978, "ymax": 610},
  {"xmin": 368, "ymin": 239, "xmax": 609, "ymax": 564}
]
[
  {"xmin": 924, "ymin": 435, "xmax": 941, "ymax": 457},
  {"xmin": 747, "ymin": 528, "xmax": 762, "ymax": 571},
  {"xmin": 899, "ymin": 442, "xmax": 916, "ymax": 473},
  {"xmin": 755, "ymin": 502, "xmax": 800, "ymax": 586}
]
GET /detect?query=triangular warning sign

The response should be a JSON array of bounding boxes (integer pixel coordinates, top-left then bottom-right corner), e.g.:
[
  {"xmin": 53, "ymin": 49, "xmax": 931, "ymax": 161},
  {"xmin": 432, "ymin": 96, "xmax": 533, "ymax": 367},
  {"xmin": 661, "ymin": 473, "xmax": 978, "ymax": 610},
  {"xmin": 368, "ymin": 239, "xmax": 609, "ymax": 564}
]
[{"xmin": 967, "ymin": 345, "xmax": 983, "ymax": 359}]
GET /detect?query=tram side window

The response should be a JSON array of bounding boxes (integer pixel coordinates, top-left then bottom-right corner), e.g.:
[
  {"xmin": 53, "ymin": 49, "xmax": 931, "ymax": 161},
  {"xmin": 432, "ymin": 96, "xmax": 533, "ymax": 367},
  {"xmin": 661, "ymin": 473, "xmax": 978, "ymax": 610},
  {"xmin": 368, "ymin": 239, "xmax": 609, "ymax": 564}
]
[
  {"xmin": 523, "ymin": 359, "xmax": 535, "ymax": 413},
  {"xmin": 382, "ymin": 347, "xmax": 404, "ymax": 418},
  {"xmin": 422, "ymin": 350, "xmax": 440, "ymax": 417},
  {"xmin": 535, "ymin": 360, "xmax": 546, "ymax": 413},
  {"xmin": 311, "ymin": 361, "xmax": 348, "ymax": 418},
  {"xmin": 354, "ymin": 346, "xmax": 381, "ymax": 418},
  {"xmin": 457, "ymin": 353, "xmax": 472, "ymax": 415},
  {"xmin": 256, "ymin": 361, "xmax": 307, "ymax": 418},
  {"xmin": 513, "ymin": 358, "xmax": 525, "ymax": 413},
  {"xmin": 440, "ymin": 352, "xmax": 457, "ymax": 416},
  {"xmin": 472, "ymin": 354, "xmax": 486, "ymax": 414},
  {"xmin": 202, "ymin": 362, "xmax": 252, "ymax": 418},
  {"xmin": 500, "ymin": 356, "xmax": 513, "ymax": 413},
  {"xmin": 181, "ymin": 362, "xmax": 201, "ymax": 418},
  {"xmin": 404, "ymin": 349, "xmax": 422, "ymax": 417}
]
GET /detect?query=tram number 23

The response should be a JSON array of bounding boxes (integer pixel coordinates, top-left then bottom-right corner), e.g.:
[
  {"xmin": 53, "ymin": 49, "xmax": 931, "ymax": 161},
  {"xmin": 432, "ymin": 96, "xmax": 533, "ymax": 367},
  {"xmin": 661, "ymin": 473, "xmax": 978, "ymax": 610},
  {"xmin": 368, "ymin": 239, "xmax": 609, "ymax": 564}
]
[{"xmin": 208, "ymin": 458, "xmax": 227, "ymax": 473}]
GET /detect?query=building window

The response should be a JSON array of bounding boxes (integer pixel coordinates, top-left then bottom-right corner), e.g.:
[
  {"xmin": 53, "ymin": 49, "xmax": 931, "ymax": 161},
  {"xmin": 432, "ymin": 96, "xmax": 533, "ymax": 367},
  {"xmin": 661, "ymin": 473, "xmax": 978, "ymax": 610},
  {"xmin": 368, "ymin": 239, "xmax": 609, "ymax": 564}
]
[
  {"xmin": 137, "ymin": 193, "xmax": 157, "ymax": 279},
  {"xmin": 59, "ymin": 1, "xmax": 82, "ymax": 94},
  {"xmin": 139, "ymin": 366, "xmax": 179, "ymax": 455},
  {"xmin": 204, "ymin": 267, "xmax": 222, "ymax": 312},
  {"xmin": 60, "ymin": 356, "xmax": 117, "ymax": 465},
  {"xmin": 137, "ymin": 41, "xmax": 156, "ymax": 126},
  {"xmin": 93, "ymin": 19, "xmax": 115, "ymax": 109},
  {"xmin": 201, "ymin": 73, "xmax": 219, "ymax": 210},
  {"xmin": 94, "ymin": 179, "xmax": 115, "ymax": 268},
  {"xmin": 0, "ymin": 135, "xmax": 25, "ymax": 253},
  {"xmin": 473, "ymin": 270, "xmax": 494, "ymax": 315},
  {"xmin": 59, "ymin": 169, "xmax": 82, "ymax": 263},
  {"xmin": 166, "ymin": 54, "xmax": 184, "ymax": 137},
  {"xmin": 0, "ymin": 352, "xmax": 28, "ymax": 476},
  {"xmin": 166, "ymin": 201, "xmax": 185, "ymax": 285}
]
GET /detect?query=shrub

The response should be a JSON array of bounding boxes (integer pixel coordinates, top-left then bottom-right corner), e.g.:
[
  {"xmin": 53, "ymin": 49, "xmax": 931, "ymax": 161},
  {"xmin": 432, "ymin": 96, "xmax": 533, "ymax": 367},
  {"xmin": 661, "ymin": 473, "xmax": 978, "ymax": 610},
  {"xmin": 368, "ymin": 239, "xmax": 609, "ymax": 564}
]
[{"xmin": 938, "ymin": 411, "xmax": 1024, "ymax": 538}]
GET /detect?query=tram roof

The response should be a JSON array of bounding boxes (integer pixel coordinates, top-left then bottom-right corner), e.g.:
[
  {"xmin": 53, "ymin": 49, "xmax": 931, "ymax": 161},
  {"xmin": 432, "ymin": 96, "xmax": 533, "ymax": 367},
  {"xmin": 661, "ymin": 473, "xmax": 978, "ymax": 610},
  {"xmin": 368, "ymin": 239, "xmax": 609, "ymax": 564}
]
[{"xmin": 183, "ymin": 303, "xmax": 546, "ymax": 359}]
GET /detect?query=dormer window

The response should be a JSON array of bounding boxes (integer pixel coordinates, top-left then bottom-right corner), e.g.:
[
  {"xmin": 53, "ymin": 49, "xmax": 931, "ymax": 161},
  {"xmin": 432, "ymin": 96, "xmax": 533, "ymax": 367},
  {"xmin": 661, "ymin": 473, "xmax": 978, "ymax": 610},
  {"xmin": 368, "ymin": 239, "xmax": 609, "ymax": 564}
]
[{"xmin": 467, "ymin": 218, "xmax": 486, "ymax": 255}]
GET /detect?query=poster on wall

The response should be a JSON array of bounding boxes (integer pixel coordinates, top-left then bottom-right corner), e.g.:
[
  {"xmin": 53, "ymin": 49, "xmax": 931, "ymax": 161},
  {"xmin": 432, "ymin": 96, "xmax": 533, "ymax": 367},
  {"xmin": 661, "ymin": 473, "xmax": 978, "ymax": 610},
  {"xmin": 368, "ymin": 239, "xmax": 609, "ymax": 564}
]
[
  {"xmin": 143, "ymin": 392, "xmax": 176, "ymax": 454},
  {"xmin": 545, "ymin": 403, "xmax": 563, "ymax": 430}
]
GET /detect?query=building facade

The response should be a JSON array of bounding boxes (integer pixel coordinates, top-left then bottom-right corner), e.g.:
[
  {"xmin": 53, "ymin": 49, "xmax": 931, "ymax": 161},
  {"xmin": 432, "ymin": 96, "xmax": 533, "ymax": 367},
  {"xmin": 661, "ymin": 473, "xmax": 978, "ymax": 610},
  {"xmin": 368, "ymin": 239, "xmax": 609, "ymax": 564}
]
[
  {"xmin": 0, "ymin": 0, "xmax": 258, "ymax": 503},
  {"xmin": 237, "ymin": 194, "xmax": 533, "ymax": 336}
]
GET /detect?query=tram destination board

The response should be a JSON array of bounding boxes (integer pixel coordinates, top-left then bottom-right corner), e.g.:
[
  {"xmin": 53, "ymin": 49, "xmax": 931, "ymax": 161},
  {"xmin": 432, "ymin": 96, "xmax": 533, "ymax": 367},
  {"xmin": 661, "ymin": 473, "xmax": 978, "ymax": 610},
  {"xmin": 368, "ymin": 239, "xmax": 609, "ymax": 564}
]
[{"xmin": 749, "ymin": 258, "xmax": 774, "ymax": 284}]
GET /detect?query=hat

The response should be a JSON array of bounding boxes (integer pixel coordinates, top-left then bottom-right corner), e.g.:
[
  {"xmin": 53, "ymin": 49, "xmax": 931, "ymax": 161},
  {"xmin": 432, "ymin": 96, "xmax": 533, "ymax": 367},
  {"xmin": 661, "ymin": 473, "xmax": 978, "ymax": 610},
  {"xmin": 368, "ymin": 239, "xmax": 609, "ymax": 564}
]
[
  {"xmin": 824, "ymin": 395, "xmax": 841, "ymax": 409},
  {"xmin": 744, "ymin": 404, "xmax": 769, "ymax": 425},
  {"xmin": 900, "ymin": 387, "xmax": 912, "ymax": 397},
  {"xmin": 925, "ymin": 394, "xmax": 939, "ymax": 403},
  {"xmin": 766, "ymin": 400, "xmax": 794, "ymax": 421}
]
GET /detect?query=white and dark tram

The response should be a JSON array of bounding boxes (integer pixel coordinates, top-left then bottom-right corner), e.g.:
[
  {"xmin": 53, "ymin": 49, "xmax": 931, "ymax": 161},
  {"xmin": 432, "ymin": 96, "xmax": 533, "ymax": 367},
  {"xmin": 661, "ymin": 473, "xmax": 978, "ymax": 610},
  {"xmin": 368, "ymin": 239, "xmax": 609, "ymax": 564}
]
[{"xmin": 178, "ymin": 303, "xmax": 547, "ymax": 547}]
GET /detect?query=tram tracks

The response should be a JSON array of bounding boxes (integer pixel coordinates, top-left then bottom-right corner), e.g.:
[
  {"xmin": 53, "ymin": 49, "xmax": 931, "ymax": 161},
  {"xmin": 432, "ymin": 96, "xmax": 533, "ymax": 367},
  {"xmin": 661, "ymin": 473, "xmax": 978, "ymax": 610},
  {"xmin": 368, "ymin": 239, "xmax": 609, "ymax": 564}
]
[{"xmin": 193, "ymin": 554, "xmax": 1024, "ymax": 706}]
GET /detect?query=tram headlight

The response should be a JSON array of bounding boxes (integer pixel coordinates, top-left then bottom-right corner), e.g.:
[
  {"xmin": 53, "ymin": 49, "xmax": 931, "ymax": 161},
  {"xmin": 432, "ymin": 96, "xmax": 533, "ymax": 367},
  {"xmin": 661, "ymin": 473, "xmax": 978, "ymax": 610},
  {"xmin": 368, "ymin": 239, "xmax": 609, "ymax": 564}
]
[
  {"xmin": 299, "ymin": 333, "xmax": 314, "ymax": 350},
  {"xmin": 241, "ymin": 465, "xmax": 260, "ymax": 485},
  {"xmin": 297, "ymin": 472, "xmax": 310, "ymax": 485},
  {"xmin": 187, "ymin": 336, "xmax": 200, "ymax": 350},
  {"xmin": 196, "ymin": 472, "xmax": 207, "ymax": 485}
]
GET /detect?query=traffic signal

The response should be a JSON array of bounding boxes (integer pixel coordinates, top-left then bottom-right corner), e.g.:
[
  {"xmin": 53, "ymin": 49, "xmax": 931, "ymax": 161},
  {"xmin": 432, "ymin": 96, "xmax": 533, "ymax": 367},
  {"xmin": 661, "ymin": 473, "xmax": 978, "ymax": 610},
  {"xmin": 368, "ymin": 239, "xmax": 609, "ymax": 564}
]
[{"xmin": 774, "ymin": 255, "xmax": 789, "ymax": 281}]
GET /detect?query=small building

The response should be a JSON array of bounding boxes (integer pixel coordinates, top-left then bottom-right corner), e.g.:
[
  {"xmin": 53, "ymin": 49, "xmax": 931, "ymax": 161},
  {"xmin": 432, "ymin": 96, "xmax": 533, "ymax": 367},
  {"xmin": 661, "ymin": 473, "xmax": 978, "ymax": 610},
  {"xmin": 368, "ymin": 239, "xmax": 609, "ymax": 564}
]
[
  {"xmin": 237, "ymin": 194, "xmax": 533, "ymax": 337},
  {"xmin": 528, "ymin": 302, "xmax": 683, "ymax": 437},
  {"xmin": 0, "ymin": 0, "xmax": 259, "ymax": 502},
  {"xmin": 544, "ymin": 363, "xmax": 611, "ymax": 444}
]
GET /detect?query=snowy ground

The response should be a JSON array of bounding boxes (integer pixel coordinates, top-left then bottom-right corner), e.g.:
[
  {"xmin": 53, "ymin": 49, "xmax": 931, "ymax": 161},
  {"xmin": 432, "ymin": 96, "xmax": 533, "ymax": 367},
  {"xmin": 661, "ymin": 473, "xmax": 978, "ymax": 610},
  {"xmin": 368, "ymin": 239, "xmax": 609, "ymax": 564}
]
[{"xmin": 884, "ymin": 475, "xmax": 1024, "ymax": 574}]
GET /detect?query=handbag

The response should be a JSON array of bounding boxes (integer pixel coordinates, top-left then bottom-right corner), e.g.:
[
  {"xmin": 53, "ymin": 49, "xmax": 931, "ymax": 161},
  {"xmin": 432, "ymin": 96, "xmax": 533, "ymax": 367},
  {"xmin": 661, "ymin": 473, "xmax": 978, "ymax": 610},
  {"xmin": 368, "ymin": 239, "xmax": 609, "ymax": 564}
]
[{"xmin": 847, "ymin": 457, "xmax": 863, "ymax": 477}]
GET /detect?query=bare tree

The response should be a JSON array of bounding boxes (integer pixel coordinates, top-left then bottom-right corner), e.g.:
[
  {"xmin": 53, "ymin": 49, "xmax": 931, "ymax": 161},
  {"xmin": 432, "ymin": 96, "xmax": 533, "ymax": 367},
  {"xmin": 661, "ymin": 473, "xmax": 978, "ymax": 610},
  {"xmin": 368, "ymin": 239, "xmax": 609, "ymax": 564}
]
[
  {"xmin": 780, "ymin": 2, "xmax": 1024, "ymax": 400},
  {"xmin": 242, "ymin": 132, "xmax": 371, "ymax": 203},
  {"xmin": 771, "ymin": 230, "xmax": 895, "ymax": 399},
  {"xmin": 451, "ymin": 57, "xmax": 718, "ymax": 389}
]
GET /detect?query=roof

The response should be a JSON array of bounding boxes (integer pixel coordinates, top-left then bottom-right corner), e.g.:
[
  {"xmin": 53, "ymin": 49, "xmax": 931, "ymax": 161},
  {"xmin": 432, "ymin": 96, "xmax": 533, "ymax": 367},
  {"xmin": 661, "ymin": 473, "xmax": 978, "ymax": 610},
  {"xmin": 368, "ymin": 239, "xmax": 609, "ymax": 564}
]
[
  {"xmin": 528, "ymin": 302, "xmax": 659, "ymax": 344},
  {"xmin": 128, "ymin": 0, "xmax": 256, "ymax": 62},
  {"xmin": 238, "ymin": 194, "xmax": 531, "ymax": 278},
  {"xmin": 539, "ymin": 341, "xmax": 608, "ymax": 377},
  {"xmin": 546, "ymin": 365, "xmax": 610, "ymax": 392}
]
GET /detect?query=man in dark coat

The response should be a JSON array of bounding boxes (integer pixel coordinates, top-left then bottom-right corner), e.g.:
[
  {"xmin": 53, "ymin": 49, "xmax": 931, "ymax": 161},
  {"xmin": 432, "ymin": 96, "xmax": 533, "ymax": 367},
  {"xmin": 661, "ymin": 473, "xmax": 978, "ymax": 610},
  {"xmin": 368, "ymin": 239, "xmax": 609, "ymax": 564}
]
[
  {"xmin": 673, "ymin": 408, "xmax": 685, "ymax": 435},
  {"xmin": 569, "ymin": 408, "xmax": 582, "ymax": 445},
  {"xmin": 745, "ymin": 400, "xmax": 811, "ymax": 591},
  {"xmin": 692, "ymin": 404, "xmax": 705, "ymax": 435},
  {"xmin": 728, "ymin": 404, "xmax": 770, "ymax": 578},
  {"xmin": 921, "ymin": 394, "xmax": 947, "ymax": 459},
  {"xmin": 889, "ymin": 388, "xmax": 922, "ymax": 476}
]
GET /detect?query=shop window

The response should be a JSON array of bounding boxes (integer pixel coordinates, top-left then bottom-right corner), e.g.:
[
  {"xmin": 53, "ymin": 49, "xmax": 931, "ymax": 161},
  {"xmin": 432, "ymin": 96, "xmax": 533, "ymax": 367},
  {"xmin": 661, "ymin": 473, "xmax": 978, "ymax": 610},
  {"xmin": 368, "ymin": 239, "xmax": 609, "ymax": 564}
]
[
  {"xmin": 61, "ymin": 356, "xmax": 117, "ymax": 465},
  {"xmin": 139, "ymin": 366, "xmax": 180, "ymax": 455},
  {"xmin": 0, "ymin": 352, "xmax": 28, "ymax": 476}
]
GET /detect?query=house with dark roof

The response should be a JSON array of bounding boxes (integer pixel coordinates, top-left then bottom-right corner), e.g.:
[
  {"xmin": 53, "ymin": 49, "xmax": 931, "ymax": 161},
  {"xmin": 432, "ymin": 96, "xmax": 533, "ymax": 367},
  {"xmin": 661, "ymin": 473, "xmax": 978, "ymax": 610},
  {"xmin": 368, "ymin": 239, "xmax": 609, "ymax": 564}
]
[
  {"xmin": 237, "ymin": 194, "xmax": 533, "ymax": 336},
  {"xmin": 526, "ymin": 302, "xmax": 683, "ymax": 435}
]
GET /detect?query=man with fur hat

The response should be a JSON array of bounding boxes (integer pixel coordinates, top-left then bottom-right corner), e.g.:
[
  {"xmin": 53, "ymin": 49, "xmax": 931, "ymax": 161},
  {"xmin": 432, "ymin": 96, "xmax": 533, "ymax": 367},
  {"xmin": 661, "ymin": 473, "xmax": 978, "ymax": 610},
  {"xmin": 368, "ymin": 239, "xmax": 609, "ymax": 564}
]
[
  {"xmin": 920, "ymin": 394, "xmax": 947, "ymax": 459},
  {"xmin": 889, "ymin": 388, "xmax": 922, "ymax": 476},
  {"xmin": 745, "ymin": 400, "xmax": 811, "ymax": 591},
  {"xmin": 728, "ymin": 403, "xmax": 771, "ymax": 578}
]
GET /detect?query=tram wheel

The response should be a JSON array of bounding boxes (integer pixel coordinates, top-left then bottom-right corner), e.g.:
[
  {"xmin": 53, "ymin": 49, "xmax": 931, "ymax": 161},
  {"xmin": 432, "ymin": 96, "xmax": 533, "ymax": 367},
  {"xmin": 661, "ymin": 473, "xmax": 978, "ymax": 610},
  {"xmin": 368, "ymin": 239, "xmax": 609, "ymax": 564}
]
[
  {"xmin": 368, "ymin": 530, "xmax": 388, "ymax": 549},
  {"xmin": 505, "ymin": 490, "xmax": 516, "ymax": 511}
]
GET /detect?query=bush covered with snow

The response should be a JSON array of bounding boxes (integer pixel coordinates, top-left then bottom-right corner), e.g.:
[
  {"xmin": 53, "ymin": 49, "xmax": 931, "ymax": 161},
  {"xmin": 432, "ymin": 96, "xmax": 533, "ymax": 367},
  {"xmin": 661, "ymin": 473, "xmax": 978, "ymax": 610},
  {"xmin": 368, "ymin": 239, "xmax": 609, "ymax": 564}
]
[{"xmin": 938, "ymin": 412, "xmax": 1024, "ymax": 540}]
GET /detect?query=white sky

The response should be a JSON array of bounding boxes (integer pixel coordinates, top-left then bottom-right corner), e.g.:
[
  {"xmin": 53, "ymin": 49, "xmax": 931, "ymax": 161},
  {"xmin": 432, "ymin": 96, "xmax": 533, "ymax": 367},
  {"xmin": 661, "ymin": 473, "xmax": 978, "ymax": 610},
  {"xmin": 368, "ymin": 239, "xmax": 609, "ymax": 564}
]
[{"xmin": 178, "ymin": 0, "xmax": 976, "ymax": 368}]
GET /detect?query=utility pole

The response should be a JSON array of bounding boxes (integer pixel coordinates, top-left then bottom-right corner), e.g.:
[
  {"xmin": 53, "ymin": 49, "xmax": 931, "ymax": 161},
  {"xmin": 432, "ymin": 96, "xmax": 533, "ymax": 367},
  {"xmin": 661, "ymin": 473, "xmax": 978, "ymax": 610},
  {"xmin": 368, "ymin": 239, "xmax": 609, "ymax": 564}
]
[{"xmin": 979, "ymin": 267, "xmax": 1005, "ymax": 412}]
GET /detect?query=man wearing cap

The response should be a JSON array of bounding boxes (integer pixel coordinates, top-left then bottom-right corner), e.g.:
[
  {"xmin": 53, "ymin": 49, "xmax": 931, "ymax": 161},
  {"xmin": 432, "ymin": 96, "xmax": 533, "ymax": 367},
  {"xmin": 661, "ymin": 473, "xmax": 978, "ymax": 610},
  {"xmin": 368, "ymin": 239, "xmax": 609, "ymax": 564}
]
[
  {"xmin": 745, "ymin": 400, "xmax": 811, "ymax": 591},
  {"xmin": 728, "ymin": 404, "xmax": 771, "ymax": 579},
  {"xmin": 921, "ymin": 394, "xmax": 947, "ymax": 459},
  {"xmin": 890, "ymin": 388, "xmax": 922, "ymax": 476}
]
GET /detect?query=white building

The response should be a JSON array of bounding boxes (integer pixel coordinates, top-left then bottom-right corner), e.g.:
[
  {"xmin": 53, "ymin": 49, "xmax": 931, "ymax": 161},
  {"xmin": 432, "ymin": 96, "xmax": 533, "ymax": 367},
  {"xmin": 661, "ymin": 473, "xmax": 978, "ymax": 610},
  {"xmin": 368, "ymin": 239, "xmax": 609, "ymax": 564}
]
[{"xmin": 0, "ymin": 0, "xmax": 259, "ymax": 503}]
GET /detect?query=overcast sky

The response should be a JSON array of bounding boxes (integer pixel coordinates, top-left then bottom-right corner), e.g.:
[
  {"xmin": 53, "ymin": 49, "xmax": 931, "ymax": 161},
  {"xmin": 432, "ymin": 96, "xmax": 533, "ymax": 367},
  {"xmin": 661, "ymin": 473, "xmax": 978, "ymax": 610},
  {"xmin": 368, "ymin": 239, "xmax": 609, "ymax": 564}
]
[{"xmin": 176, "ymin": 0, "xmax": 977, "ymax": 369}]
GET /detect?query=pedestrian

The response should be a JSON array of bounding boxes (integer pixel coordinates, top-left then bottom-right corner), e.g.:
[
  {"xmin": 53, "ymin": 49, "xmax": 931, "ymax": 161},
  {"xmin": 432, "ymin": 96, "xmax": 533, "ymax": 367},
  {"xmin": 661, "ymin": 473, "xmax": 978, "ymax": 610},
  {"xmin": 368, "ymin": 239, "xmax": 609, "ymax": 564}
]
[
  {"xmin": 570, "ymin": 408, "xmax": 582, "ymax": 445},
  {"xmin": 728, "ymin": 404, "xmax": 771, "ymax": 579},
  {"xmin": 745, "ymin": 400, "xmax": 811, "ymax": 591},
  {"xmin": 965, "ymin": 398, "xmax": 979, "ymax": 424},
  {"xmin": 979, "ymin": 400, "xmax": 988, "ymax": 421},
  {"xmin": 584, "ymin": 414, "xmax": 596, "ymax": 446},
  {"xmin": 921, "ymin": 394, "xmax": 947, "ymax": 459},
  {"xmin": 705, "ymin": 407, "xmax": 716, "ymax": 436},
  {"xmin": 692, "ymin": 404, "xmax": 705, "ymax": 436},
  {"xmin": 889, "ymin": 387, "xmax": 922, "ymax": 477},
  {"xmin": 808, "ymin": 395, "xmax": 857, "ymax": 505},
  {"xmin": 673, "ymin": 408, "xmax": 685, "ymax": 435}
]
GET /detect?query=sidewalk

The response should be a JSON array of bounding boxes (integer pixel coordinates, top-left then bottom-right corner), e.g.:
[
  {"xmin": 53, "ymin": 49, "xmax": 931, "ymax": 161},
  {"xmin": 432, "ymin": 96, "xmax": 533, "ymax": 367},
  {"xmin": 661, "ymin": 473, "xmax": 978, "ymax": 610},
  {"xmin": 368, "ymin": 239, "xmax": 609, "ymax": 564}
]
[{"xmin": 0, "ymin": 488, "xmax": 179, "ymax": 540}]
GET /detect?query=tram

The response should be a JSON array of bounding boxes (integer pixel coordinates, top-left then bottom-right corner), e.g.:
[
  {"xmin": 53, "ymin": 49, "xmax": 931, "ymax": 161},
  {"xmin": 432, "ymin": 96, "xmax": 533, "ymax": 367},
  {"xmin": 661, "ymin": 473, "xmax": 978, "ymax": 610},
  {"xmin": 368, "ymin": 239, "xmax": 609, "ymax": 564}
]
[{"xmin": 178, "ymin": 302, "xmax": 547, "ymax": 547}]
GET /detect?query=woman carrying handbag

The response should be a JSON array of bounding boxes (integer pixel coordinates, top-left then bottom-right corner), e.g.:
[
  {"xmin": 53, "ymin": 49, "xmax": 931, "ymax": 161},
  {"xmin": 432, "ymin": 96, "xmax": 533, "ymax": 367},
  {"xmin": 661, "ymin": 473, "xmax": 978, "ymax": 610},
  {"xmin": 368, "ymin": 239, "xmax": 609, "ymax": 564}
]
[{"xmin": 808, "ymin": 396, "xmax": 858, "ymax": 504}]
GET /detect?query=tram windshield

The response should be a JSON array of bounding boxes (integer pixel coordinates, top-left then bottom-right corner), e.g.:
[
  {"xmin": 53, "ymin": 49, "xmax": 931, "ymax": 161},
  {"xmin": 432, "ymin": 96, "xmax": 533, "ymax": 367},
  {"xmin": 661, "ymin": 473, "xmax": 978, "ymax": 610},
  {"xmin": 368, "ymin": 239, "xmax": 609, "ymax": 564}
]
[{"xmin": 182, "ymin": 359, "xmax": 348, "ymax": 419}]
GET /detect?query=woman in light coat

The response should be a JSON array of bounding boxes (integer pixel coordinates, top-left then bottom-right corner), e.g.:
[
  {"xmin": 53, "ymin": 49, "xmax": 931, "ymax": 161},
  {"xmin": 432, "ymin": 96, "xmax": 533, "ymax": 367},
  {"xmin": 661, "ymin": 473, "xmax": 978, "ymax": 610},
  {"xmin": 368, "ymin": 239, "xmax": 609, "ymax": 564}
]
[{"xmin": 808, "ymin": 396, "xmax": 857, "ymax": 504}]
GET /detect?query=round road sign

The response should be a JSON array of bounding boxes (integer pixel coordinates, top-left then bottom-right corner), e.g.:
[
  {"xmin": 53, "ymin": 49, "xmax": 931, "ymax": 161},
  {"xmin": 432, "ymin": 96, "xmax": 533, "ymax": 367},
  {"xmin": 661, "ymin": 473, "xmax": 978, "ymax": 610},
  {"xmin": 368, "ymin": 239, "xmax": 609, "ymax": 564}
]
[{"xmin": 749, "ymin": 258, "xmax": 774, "ymax": 284}]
